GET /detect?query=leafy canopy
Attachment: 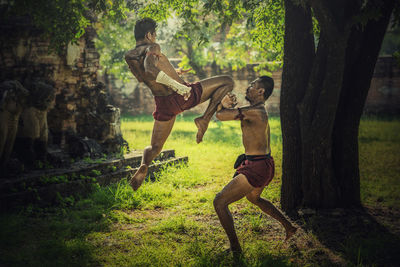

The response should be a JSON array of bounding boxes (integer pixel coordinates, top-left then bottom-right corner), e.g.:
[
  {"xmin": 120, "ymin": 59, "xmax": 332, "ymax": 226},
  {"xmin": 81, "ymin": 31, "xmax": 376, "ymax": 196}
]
[
  {"xmin": 96, "ymin": 0, "xmax": 286, "ymax": 82},
  {"xmin": 2, "ymin": 0, "xmax": 128, "ymax": 52}
]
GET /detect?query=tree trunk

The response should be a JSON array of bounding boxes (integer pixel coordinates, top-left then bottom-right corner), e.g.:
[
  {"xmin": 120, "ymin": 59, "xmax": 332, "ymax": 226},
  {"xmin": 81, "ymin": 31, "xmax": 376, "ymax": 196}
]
[
  {"xmin": 280, "ymin": 0, "xmax": 314, "ymax": 210},
  {"xmin": 280, "ymin": 0, "xmax": 395, "ymax": 210},
  {"xmin": 299, "ymin": 28, "xmax": 349, "ymax": 208},
  {"xmin": 333, "ymin": 0, "xmax": 396, "ymax": 207}
]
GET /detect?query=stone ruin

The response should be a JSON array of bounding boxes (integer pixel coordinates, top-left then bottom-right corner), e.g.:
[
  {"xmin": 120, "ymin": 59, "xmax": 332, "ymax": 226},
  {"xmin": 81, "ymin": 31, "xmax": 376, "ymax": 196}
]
[
  {"xmin": 107, "ymin": 57, "xmax": 399, "ymax": 117},
  {"xmin": 0, "ymin": 12, "xmax": 190, "ymax": 209},
  {"xmin": 106, "ymin": 60, "xmax": 283, "ymax": 116},
  {"xmin": 0, "ymin": 13, "xmax": 127, "ymax": 177}
]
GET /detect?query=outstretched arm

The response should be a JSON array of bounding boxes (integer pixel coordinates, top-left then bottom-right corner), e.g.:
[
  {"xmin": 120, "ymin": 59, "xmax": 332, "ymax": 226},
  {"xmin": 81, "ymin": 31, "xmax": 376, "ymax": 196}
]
[
  {"xmin": 216, "ymin": 94, "xmax": 240, "ymax": 121},
  {"xmin": 216, "ymin": 95, "xmax": 262, "ymax": 121},
  {"xmin": 216, "ymin": 108, "xmax": 240, "ymax": 121}
]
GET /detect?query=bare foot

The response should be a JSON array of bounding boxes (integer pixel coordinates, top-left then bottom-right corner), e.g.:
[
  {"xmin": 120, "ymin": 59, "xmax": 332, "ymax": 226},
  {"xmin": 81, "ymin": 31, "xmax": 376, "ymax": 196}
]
[
  {"xmin": 129, "ymin": 164, "xmax": 148, "ymax": 191},
  {"xmin": 285, "ymin": 225, "xmax": 297, "ymax": 241},
  {"xmin": 194, "ymin": 117, "xmax": 209, "ymax": 143}
]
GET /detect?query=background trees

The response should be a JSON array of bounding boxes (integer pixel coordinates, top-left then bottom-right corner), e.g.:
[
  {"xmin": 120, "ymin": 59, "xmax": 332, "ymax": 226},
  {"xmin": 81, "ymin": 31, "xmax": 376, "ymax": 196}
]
[
  {"xmin": 95, "ymin": 0, "xmax": 284, "ymax": 82},
  {"xmin": 3, "ymin": 0, "xmax": 398, "ymax": 211},
  {"xmin": 2, "ymin": 0, "xmax": 128, "ymax": 52}
]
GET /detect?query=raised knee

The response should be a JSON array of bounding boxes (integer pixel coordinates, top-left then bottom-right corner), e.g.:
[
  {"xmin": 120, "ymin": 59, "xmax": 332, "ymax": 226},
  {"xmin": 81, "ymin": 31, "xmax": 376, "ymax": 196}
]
[
  {"xmin": 225, "ymin": 76, "xmax": 234, "ymax": 88},
  {"xmin": 218, "ymin": 75, "xmax": 234, "ymax": 88}
]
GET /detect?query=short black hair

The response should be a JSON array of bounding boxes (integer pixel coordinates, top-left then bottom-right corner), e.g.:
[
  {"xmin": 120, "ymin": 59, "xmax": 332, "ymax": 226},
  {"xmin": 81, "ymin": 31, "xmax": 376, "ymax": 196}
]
[
  {"xmin": 258, "ymin": 76, "xmax": 274, "ymax": 100},
  {"xmin": 134, "ymin": 18, "xmax": 157, "ymax": 41}
]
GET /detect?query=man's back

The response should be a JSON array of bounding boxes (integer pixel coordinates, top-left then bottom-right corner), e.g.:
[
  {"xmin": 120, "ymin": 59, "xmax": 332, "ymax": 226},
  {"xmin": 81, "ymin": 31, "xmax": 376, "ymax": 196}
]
[{"xmin": 125, "ymin": 43, "xmax": 184, "ymax": 96}]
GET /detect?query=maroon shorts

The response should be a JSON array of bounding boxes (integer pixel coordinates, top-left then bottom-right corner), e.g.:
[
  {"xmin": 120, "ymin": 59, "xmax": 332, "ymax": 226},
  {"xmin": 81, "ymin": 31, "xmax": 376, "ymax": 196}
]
[
  {"xmin": 234, "ymin": 154, "xmax": 275, "ymax": 188},
  {"xmin": 153, "ymin": 82, "xmax": 203, "ymax": 121}
]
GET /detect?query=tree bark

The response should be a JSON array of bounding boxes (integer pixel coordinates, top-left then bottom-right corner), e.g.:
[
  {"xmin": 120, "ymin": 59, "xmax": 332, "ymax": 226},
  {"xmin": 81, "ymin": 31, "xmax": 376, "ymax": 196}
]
[
  {"xmin": 280, "ymin": 0, "xmax": 314, "ymax": 210},
  {"xmin": 333, "ymin": 0, "xmax": 396, "ymax": 207},
  {"xmin": 299, "ymin": 28, "xmax": 349, "ymax": 208},
  {"xmin": 280, "ymin": 0, "xmax": 395, "ymax": 210}
]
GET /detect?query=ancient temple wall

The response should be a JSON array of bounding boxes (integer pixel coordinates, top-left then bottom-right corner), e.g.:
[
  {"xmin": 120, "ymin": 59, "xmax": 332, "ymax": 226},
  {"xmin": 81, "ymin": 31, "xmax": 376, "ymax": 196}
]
[
  {"xmin": 0, "ymin": 18, "xmax": 101, "ymax": 146},
  {"xmin": 106, "ymin": 61, "xmax": 283, "ymax": 116},
  {"xmin": 109, "ymin": 56, "xmax": 399, "ymax": 117}
]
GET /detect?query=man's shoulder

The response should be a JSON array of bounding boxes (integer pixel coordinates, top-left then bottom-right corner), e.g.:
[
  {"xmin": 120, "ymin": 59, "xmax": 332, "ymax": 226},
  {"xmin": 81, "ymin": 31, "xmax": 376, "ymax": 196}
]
[
  {"xmin": 124, "ymin": 49, "xmax": 138, "ymax": 60},
  {"xmin": 240, "ymin": 105, "xmax": 267, "ymax": 122},
  {"xmin": 125, "ymin": 43, "xmax": 161, "ymax": 58},
  {"xmin": 146, "ymin": 43, "xmax": 161, "ymax": 52},
  {"xmin": 240, "ymin": 105, "xmax": 266, "ymax": 113}
]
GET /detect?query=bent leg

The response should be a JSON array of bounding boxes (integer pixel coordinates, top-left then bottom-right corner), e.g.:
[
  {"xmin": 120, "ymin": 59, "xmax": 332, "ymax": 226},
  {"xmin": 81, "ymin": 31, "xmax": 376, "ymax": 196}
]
[
  {"xmin": 194, "ymin": 75, "xmax": 234, "ymax": 143},
  {"xmin": 130, "ymin": 117, "xmax": 176, "ymax": 190},
  {"xmin": 213, "ymin": 174, "xmax": 254, "ymax": 254},
  {"xmin": 246, "ymin": 187, "xmax": 297, "ymax": 240}
]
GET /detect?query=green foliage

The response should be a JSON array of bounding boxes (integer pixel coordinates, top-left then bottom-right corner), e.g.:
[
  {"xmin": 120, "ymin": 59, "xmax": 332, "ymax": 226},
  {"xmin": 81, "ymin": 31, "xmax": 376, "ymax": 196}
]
[
  {"xmin": 95, "ymin": 15, "xmax": 137, "ymax": 82},
  {"xmin": 95, "ymin": 0, "xmax": 288, "ymax": 82},
  {"xmin": 3, "ymin": 0, "xmax": 128, "ymax": 52},
  {"xmin": 245, "ymin": 0, "xmax": 285, "ymax": 62},
  {"xmin": 91, "ymin": 169, "xmax": 102, "ymax": 176},
  {"xmin": 39, "ymin": 175, "xmax": 69, "ymax": 185}
]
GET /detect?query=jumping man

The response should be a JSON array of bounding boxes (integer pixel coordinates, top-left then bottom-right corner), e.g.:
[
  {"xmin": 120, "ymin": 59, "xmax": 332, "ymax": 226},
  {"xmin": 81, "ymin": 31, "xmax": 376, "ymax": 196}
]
[
  {"xmin": 125, "ymin": 18, "xmax": 234, "ymax": 190},
  {"xmin": 213, "ymin": 76, "xmax": 297, "ymax": 255}
]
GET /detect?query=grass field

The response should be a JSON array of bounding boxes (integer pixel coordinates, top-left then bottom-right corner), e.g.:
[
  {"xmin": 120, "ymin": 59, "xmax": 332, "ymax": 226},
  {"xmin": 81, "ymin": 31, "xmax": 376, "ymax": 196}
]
[{"xmin": 1, "ymin": 114, "xmax": 399, "ymax": 266}]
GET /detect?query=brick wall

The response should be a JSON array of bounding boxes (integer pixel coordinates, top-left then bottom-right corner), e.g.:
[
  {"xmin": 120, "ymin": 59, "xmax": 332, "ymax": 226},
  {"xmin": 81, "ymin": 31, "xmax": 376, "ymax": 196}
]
[
  {"xmin": 106, "ymin": 61, "xmax": 282, "ymax": 116},
  {"xmin": 109, "ymin": 56, "xmax": 399, "ymax": 117},
  {"xmin": 364, "ymin": 56, "xmax": 400, "ymax": 115},
  {"xmin": 0, "ymin": 16, "xmax": 122, "ymax": 151}
]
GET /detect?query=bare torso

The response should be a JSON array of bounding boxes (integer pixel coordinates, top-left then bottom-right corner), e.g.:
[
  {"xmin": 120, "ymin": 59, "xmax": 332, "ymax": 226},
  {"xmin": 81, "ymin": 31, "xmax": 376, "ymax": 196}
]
[
  {"xmin": 240, "ymin": 105, "xmax": 271, "ymax": 155},
  {"xmin": 125, "ymin": 43, "xmax": 185, "ymax": 96}
]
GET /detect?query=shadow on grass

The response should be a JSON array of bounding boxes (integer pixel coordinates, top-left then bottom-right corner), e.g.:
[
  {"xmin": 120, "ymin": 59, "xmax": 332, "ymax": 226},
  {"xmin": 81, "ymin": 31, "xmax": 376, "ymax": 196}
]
[
  {"xmin": 297, "ymin": 207, "xmax": 400, "ymax": 266},
  {"xmin": 0, "ymin": 183, "xmax": 122, "ymax": 266},
  {"xmin": 0, "ymin": 177, "xmax": 293, "ymax": 267},
  {"xmin": 0, "ymin": 210, "xmax": 105, "ymax": 266},
  {"xmin": 190, "ymin": 251, "xmax": 291, "ymax": 267},
  {"xmin": 186, "ymin": 237, "xmax": 291, "ymax": 267}
]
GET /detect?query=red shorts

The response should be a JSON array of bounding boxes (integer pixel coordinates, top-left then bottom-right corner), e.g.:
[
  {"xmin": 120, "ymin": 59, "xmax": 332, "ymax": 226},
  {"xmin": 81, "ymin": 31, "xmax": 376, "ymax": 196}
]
[
  {"xmin": 153, "ymin": 82, "xmax": 203, "ymax": 121},
  {"xmin": 234, "ymin": 155, "xmax": 275, "ymax": 188}
]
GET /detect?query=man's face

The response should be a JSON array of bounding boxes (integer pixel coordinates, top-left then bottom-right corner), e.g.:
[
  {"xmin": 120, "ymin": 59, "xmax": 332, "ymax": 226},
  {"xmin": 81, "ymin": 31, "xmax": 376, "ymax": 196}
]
[{"xmin": 245, "ymin": 79, "xmax": 261, "ymax": 102}]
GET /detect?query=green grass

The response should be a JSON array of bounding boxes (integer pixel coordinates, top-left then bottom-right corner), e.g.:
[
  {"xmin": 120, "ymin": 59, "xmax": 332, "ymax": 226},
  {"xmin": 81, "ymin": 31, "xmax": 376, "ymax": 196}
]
[
  {"xmin": 358, "ymin": 119, "xmax": 400, "ymax": 207},
  {"xmin": 0, "ymin": 114, "xmax": 399, "ymax": 266}
]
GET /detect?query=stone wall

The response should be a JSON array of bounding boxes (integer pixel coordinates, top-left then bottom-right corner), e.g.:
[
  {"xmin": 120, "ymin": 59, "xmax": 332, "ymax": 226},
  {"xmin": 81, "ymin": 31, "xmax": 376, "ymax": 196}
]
[
  {"xmin": 0, "ymin": 15, "xmax": 124, "ymax": 156},
  {"xmin": 108, "ymin": 56, "xmax": 399, "ymax": 117},
  {"xmin": 106, "ymin": 61, "xmax": 282, "ymax": 116}
]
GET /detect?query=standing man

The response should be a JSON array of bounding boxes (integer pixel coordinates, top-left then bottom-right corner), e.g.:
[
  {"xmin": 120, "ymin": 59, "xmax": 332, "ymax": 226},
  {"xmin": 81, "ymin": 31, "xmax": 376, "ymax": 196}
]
[
  {"xmin": 214, "ymin": 76, "xmax": 297, "ymax": 255},
  {"xmin": 125, "ymin": 18, "xmax": 233, "ymax": 190}
]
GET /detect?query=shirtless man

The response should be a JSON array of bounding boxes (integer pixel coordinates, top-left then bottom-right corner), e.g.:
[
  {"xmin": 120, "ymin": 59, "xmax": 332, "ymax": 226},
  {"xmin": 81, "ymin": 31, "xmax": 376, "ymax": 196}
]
[
  {"xmin": 214, "ymin": 76, "xmax": 297, "ymax": 255},
  {"xmin": 125, "ymin": 18, "xmax": 233, "ymax": 190}
]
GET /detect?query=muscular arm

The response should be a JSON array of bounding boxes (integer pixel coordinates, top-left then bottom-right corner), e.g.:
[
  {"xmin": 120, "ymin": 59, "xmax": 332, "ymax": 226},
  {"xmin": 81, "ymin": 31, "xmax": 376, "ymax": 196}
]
[
  {"xmin": 216, "ymin": 107, "xmax": 240, "ymax": 121},
  {"xmin": 216, "ymin": 106, "xmax": 263, "ymax": 122}
]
